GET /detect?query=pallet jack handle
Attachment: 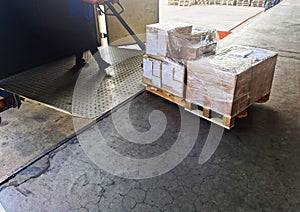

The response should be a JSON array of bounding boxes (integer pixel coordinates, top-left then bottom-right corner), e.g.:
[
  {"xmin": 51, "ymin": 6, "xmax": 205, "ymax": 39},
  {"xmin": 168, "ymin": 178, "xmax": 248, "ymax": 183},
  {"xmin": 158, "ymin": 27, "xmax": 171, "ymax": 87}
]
[
  {"xmin": 96, "ymin": 0, "xmax": 146, "ymax": 51},
  {"xmin": 98, "ymin": 0, "xmax": 124, "ymax": 16}
]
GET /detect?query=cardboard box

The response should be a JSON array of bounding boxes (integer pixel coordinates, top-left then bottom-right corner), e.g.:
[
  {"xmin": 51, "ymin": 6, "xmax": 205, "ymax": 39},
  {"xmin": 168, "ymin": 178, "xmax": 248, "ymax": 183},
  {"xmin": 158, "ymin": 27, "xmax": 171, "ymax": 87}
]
[
  {"xmin": 142, "ymin": 56, "xmax": 186, "ymax": 98},
  {"xmin": 146, "ymin": 23, "xmax": 192, "ymax": 57},
  {"xmin": 186, "ymin": 45, "xmax": 278, "ymax": 117},
  {"xmin": 161, "ymin": 60, "xmax": 185, "ymax": 98},
  {"xmin": 170, "ymin": 25, "xmax": 218, "ymax": 60},
  {"xmin": 146, "ymin": 23, "xmax": 218, "ymax": 60},
  {"xmin": 179, "ymin": 42, "xmax": 216, "ymax": 60}
]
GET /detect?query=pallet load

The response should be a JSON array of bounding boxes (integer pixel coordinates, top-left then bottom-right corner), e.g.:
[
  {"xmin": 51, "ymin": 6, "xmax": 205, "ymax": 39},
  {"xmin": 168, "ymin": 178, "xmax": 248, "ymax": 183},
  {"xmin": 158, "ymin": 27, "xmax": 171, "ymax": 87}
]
[
  {"xmin": 186, "ymin": 45, "xmax": 278, "ymax": 128},
  {"xmin": 143, "ymin": 22, "xmax": 218, "ymax": 98},
  {"xmin": 143, "ymin": 23, "xmax": 278, "ymax": 129}
]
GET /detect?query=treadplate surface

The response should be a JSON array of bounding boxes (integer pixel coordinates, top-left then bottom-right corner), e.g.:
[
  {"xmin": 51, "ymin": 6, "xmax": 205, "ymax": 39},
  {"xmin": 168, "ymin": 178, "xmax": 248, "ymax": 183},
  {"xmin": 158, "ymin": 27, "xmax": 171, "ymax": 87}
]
[{"xmin": 0, "ymin": 46, "xmax": 144, "ymax": 118}]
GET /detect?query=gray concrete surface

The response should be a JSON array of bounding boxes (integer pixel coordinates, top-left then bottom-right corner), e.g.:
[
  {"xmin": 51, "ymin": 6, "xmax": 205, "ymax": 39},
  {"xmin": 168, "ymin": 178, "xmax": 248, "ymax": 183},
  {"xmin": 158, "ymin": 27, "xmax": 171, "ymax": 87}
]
[
  {"xmin": 0, "ymin": 100, "xmax": 84, "ymax": 181},
  {"xmin": 160, "ymin": 2, "xmax": 263, "ymax": 31},
  {"xmin": 1, "ymin": 79, "xmax": 299, "ymax": 211},
  {"xmin": 0, "ymin": 3, "xmax": 264, "ymax": 184},
  {"xmin": 0, "ymin": 1, "xmax": 299, "ymax": 211}
]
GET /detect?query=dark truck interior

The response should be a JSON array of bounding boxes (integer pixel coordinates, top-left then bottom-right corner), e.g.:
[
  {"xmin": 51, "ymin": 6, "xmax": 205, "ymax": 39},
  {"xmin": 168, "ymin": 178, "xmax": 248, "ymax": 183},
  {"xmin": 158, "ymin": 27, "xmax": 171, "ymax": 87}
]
[{"xmin": 1, "ymin": 0, "xmax": 98, "ymax": 80}]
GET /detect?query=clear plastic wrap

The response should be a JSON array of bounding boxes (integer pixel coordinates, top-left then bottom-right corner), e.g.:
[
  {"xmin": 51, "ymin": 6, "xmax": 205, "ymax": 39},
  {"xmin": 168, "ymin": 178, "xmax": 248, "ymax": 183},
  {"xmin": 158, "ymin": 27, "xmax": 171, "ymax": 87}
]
[
  {"xmin": 169, "ymin": 25, "xmax": 219, "ymax": 60},
  {"xmin": 186, "ymin": 45, "xmax": 278, "ymax": 117},
  {"xmin": 146, "ymin": 23, "xmax": 193, "ymax": 57},
  {"xmin": 146, "ymin": 23, "xmax": 218, "ymax": 61}
]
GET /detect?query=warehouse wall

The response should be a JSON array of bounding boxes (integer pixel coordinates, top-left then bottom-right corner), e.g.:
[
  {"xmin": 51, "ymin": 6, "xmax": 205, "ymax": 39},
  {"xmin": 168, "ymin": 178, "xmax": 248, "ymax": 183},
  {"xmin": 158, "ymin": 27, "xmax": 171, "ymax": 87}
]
[{"xmin": 106, "ymin": 0, "xmax": 159, "ymax": 46}]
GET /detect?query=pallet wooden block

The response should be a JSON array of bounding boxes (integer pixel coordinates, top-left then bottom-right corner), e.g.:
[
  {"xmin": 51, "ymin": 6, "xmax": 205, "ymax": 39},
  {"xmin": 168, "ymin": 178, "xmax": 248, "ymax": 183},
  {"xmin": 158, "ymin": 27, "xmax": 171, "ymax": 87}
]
[{"xmin": 185, "ymin": 101, "xmax": 235, "ymax": 129}]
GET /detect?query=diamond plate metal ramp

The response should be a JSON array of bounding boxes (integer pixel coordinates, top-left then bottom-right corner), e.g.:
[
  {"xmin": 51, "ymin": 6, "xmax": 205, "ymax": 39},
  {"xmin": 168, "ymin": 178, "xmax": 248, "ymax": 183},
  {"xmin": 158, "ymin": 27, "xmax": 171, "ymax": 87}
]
[{"xmin": 0, "ymin": 46, "xmax": 144, "ymax": 119}]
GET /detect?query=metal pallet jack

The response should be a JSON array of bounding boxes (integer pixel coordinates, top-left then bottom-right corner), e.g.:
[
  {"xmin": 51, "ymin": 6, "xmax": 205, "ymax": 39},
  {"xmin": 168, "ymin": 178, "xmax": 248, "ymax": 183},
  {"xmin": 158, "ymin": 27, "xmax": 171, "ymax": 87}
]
[{"xmin": 97, "ymin": 0, "xmax": 146, "ymax": 51}]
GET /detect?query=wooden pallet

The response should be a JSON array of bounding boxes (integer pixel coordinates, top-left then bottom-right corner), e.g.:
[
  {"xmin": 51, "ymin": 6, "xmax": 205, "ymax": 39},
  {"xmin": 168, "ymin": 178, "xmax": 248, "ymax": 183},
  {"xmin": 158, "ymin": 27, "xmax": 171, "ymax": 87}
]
[
  {"xmin": 146, "ymin": 85, "xmax": 186, "ymax": 108},
  {"xmin": 146, "ymin": 85, "xmax": 235, "ymax": 129},
  {"xmin": 185, "ymin": 102, "xmax": 235, "ymax": 129},
  {"xmin": 145, "ymin": 83, "xmax": 272, "ymax": 129},
  {"xmin": 184, "ymin": 92, "xmax": 271, "ymax": 129}
]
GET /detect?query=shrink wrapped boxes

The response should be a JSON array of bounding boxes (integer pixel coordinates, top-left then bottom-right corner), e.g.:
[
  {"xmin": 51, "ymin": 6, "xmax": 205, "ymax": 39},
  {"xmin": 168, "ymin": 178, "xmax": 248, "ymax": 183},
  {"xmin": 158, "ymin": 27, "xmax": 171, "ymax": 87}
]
[
  {"xmin": 179, "ymin": 42, "xmax": 216, "ymax": 61},
  {"xmin": 142, "ymin": 56, "xmax": 186, "ymax": 98},
  {"xmin": 146, "ymin": 23, "xmax": 218, "ymax": 61},
  {"xmin": 161, "ymin": 60, "xmax": 185, "ymax": 98},
  {"xmin": 146, "ymin": 23, "xmax": 192, "ymax": 58},
  {"xmin": 186, "ymin": 45, "xmax": 278, "ymax": 117},
  {"xmin": 170, "ymin": 25, "xmax": 219, "ymax": 60}
]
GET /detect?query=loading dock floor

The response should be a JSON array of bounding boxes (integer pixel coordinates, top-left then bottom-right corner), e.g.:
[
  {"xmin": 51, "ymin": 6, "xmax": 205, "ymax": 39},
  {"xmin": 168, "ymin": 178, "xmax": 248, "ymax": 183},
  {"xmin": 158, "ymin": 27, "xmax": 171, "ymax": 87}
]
[
  {"xmin": 0, "ymin": 47, "xmax": 143, "ymax": 182},
  {"xmin": 0, "ymin": 47, "xmax": 143, "ymax": 118},
  {"xmin": 0, "ymin": 2, "xmax": 266, "ymax": 184}
]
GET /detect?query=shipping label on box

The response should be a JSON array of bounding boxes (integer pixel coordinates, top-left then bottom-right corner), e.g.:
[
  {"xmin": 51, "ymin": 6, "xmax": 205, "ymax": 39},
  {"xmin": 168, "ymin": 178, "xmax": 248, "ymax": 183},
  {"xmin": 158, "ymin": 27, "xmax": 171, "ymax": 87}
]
[
  {"xmin": 143, "ymin": 55, "xmax": 186, "ymax": 97},
  {"xmin": 152, "ymin": 60, "xmax": 161, "ymax": 77},
  {"xmin": 146, "ymin": 33, "xmax": 158, "ymax": 56},
  {"xmin": 161, "ymin": 63, "xmax": 173, "ymax": 87},
  {"xmin": 161, "ymin": 61, "xmax": 185, "ymax": 98},
  {"xmin": 174, "ymin": 66, "xmax": 184, "ymax": 82},
  {"xmin": 157, "ymin": 29, "xmax": 168, "ymax": 56},
  {"xmin": 143, "ymin": 58, "xmax": 153, "ymax": 80},
  {"xmin": 142, "ymin": 56, "xmax": 162, "ymax": 89},
  {"xmin": 152, "ymin": 76, "xmax": 161, "ymax": 88}
]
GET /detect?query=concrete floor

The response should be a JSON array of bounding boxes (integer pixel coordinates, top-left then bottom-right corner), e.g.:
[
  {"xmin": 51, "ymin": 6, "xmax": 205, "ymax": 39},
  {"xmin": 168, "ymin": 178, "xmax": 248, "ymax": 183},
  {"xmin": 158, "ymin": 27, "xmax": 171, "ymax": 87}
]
[
  {"xmin": 0, "ymin": 3, "xmax": 265, "ymax": 184},
  {"xmin": 0, "ymin": 101, "xmax": 74, "ymax": 180},
  {"xmin": 159, "ymin": 2, "xmax": 263, "ymax": 31},
  {"xmin": 0, "ymin": 1, "xmax": 300, "ymax": 212}
]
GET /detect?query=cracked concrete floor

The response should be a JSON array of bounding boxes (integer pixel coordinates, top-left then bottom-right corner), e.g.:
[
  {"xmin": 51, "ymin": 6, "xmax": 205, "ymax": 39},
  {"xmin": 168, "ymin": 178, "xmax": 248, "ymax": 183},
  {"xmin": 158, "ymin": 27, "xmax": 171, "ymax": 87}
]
[
  {"xmin": 0, "ymin": 1, "xmax": 299, "ymax": 211},
  {"xmin": 0, "ymin": 52, "xmax": 299, "ymax": 211},
  {"xmin": 0, "ymin": 80, "xmax": 299, "ymax": 211},
  {"xmin": 0, "ymin": 100, "xmax": 89, "ymax": 181},
  {"xmin": 0, "ymin": 2, "xmax": 262, "ymax": 183}
]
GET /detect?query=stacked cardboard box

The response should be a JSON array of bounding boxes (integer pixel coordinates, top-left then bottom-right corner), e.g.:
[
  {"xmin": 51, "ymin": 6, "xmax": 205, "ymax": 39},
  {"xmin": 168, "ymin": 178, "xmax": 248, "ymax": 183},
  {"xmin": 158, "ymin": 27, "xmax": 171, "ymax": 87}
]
[
  {"xmin": 143, "ymin": 23, "xmax": 218, "ymax": 98},
  {"xmin": 186, "ymin": 45, "xmax": 278, "ymax": 117},
  {"xmin": 143, "ymin": 55, "xmax": 186, "ymax": 97},
  {"xmin": 143, "ymin": 23, "xmax": 278, "ymax": 127}
]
